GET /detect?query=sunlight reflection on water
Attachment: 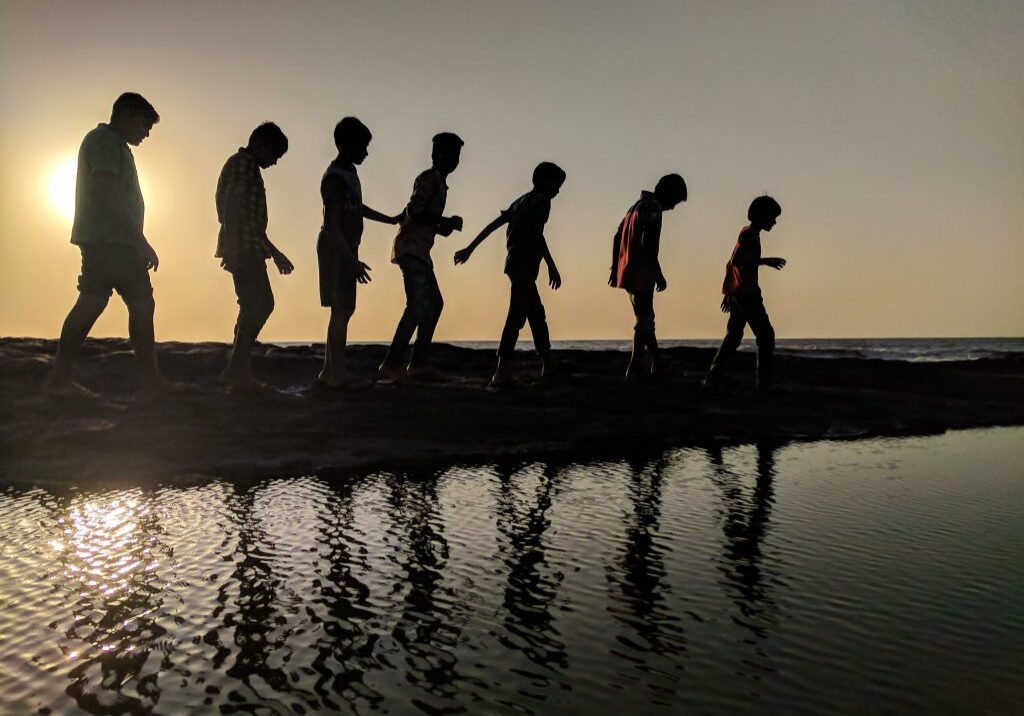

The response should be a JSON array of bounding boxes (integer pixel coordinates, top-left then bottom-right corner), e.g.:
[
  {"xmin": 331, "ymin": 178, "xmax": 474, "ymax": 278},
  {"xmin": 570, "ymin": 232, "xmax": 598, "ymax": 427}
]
[{"xmin": 1, "ymin": 428, "xmax": 1022, "ymax": 715}]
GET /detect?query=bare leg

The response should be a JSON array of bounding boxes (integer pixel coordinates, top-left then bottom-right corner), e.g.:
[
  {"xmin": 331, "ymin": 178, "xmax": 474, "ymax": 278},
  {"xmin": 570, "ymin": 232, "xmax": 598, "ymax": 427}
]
[
  {"xmin": 126, "ymin": 294, "xmax": 162, "ymax": 391},
  {"xmin": 45, "ymin": 293, "xmax": 109, "ymax": 391},
  {"xmin": 645, "ymin": 331, "xmax": 661, "ymax": 375},
  {"xmin": 625, "ymin": 332, "xmax": 645, "ymax": 379},
  {"xmin": 318, "ymin": 307, "xmax": 351, "ymax": 386}
]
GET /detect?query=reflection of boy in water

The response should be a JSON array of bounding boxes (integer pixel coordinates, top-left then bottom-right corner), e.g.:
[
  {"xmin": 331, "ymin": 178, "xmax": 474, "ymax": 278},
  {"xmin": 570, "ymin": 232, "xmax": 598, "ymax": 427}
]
[
  {"xmin": 704, "ymin": 196, "xmax": 786, "ymax": 391},
  {"xmin": 609, "ymin": 174, "xmax": 687, "ymax": 381},
  {"xmin": 454, "ymin": 162, "xmax": 566, "ymax": 386},
  {"xmin": 46, "ymin": 92, "xmax": 166, "ymax": 398}
]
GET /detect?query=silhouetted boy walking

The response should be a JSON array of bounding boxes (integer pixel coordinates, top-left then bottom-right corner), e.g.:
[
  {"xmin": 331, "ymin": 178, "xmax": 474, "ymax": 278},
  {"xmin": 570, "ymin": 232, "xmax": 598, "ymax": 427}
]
[
  {"xmin": 316, "ymin": 117, "xmax": 399, "ymax": 388},
  {"xmin": 379, "ymin": 133, "xmax": 464, "ymax": 380},
  {"xmin": 704, "ymin": 196, "xmax": 786, "ymax": 390},
  {"xmin": 45, "ymin": 92, "xmax": 166, "ymax": 398},
  {"xmin": 455, "ymin": 162, "xmax": 566, "ymax": 386},
  {"xmin": 609, "ymin": 174, "xmax": 687, "ymax": 381},
  {"xmin": 215, "ymin": 122, "xmax": 293, "ymax": 390}
]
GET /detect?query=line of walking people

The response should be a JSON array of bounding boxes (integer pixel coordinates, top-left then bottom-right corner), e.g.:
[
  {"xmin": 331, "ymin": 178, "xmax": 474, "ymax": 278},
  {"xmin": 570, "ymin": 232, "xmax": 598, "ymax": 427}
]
[{"xmin": 45, "ymin": 92, "xmax": 786, "ymax": 397}]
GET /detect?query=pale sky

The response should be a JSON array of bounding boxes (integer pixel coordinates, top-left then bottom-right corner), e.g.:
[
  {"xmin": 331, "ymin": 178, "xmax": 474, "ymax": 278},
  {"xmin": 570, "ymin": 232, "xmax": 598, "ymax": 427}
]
[{"xmin": 1, "ymin": 0, "xmax": 1022, "ymax": 341}]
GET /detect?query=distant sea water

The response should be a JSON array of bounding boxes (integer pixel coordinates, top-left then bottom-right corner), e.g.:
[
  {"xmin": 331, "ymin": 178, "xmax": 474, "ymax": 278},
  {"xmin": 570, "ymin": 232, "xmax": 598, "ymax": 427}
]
[{"xmin": 320, "ymin": 337, "xmax": 1024, "ymax": 363}]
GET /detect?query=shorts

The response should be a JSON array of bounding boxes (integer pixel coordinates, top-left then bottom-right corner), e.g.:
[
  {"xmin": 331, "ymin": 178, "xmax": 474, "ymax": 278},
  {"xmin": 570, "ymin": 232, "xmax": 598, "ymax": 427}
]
[
  {"xmin": 628, "ymin": 290, "xmax": 655, "ymax": 332},
  {"xmin": 77, "ymin": 244, "xmax": 153, "ymax": 303},
  {"xmin": 317, "ymin": 234, "xmax": 358, "ymax": 313}
]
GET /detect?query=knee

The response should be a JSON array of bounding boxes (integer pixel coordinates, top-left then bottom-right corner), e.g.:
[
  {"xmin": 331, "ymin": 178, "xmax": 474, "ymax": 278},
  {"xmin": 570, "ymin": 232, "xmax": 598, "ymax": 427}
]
[
  {"xmin": 433, "ymin": 291, "xmax": 444, "ymax": 318},
  {"xmin": 757, "ymin": 325, "xmax": 776, "ymax": 348},
  {"xmin": 127, "ymin": 295, "xmax": 155, "ymax": 317}
]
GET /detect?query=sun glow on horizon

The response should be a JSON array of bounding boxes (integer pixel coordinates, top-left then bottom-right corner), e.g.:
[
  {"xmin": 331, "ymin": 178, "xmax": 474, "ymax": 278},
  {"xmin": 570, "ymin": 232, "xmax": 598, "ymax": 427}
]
[{"xmin": 47, "ymin": 157, "xmax": 77, "ymax": 223}]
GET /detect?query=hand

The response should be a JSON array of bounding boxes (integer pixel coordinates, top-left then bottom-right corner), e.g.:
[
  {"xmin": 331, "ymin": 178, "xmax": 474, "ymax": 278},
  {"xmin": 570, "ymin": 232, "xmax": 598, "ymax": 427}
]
[
  {"xmin": 548, "ymin": 265, "xmax": 562, "ymax": 290},
  {"xmin": 720, "ymin": 296, "xmax": 731, "ymax": 313},
  {"xmin": 138, "ymin": 241, "xmax": 159, "ymax": 271},
  {"xmin": 354, "ymin": 261, "xmax": 372, "ymax": 284},
  {"xmin": 453, "ymin": 247, "xmax": 473, "ymax": 265},
  {"xmin": 273, "ymin": 251, "xmax": 294, "ymax": 275},
  {"xmin": 765, "ymin": 257, "xmax": 787, "ymax": 270},
  {"xmin": 608, "ymin": 269, "xmax": 617, "ymax": 287},
  {"xmin": 655, "ymin": 275, "xmax": 667, "ymax": 292},
  {"xmin": 437, "ymin": 222, "xmax": 455, "ymax": 238},
  {"xmin": 449, "ymin": 215, "xmax": 463, "ymax": 232}
]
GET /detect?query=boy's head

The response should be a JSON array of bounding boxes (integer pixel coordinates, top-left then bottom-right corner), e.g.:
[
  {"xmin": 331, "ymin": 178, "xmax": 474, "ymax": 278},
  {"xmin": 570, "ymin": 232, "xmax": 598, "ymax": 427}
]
[
  {"xmin": 247, "ymin": 122, "xmax": 288, "ymax": 169},
  {"xmin": 654, "ymin": 174, "xmax": 687, "ymax": 210},
  {"xmin": 334, "ymin": 117, "xmax": 372, "ymax": 165},
  {"xmin": 532, "ymin": 162, "xmax": 566, "ymax": 198},
  {"xmin": 748, "ymin": 195, "xmax": 782, "ymax": 231},
  {"xmin": 110, "ymin": 92, "xmax": 159, "ymax": 146},
  {"xmin": 431, "ymin": 132, "xmax": 463, "ymax": 174}
]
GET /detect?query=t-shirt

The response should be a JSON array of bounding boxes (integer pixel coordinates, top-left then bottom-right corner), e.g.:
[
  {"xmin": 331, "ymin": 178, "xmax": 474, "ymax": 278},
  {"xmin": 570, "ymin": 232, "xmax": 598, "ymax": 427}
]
[
  {"xmin": 215, "ymin": 148, "xmax": 270, "ymax": 262},
  {"xmin": 611, "ymin": 191, "xmax": 662, "ymax": 292},
  {"xmin": 722, "ymin": 225, "xmax": 761, "ymax": 295},
  {"xmin": 392, "ymin": 168, "xmax": 447, "ymax": 266},
  {"xmin": 70, "ymin": 123, "xmax": 145, "ymax": 246},
  {"xmin": 503, "ymin": 190, "xmax": 551, "ymax": 280},
  {"xmin": 320, "ymin": 160, "xmax": 363, "ymax": 251}
]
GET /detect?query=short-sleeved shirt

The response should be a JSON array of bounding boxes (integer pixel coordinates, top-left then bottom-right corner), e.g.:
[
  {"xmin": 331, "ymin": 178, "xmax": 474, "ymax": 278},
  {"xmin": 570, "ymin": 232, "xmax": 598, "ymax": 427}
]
[
  {"xmin": 319, "ymin": 160, "xmax": 363, "ymax": 251},
  {"xmin": 722, "ymin": 225, "xmax": 762, "ymax": 295},
  {"xmin": 70, "ymin": 124, "xmax": 144, "ymax": 246},
  {"xmin": 503, "ymin": 190, "xmax": 551, "ymax": 280},
  {"xmin": 392, "ymin": 168, "xmax": 447, "ymax": 267},
  {"xmin": 611, "ymin": 191, "xmax": 663, "ymax": 292},
  {"xmin": 215, "ymin": 148, "xmax": 270, "ymax": 262}
]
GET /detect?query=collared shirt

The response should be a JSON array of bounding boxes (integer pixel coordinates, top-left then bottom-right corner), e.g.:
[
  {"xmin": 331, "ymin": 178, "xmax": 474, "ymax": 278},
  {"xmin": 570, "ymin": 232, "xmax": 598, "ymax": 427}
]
[
  {"xmin": 320, "ymin": 160, "xmax": 363, "ymax": 251},
  {"xmin": 71, "ymin": 123, "xmax": 145, "ymax": 247},
  {"xmin": 722, "ymin": 225, "xmax": 761, "ymax": 295},
  {"xmin": 391, "ymin": 168, "xmax": 447, "ymax": 266},
  {"xmin": 215, "ymin": 148, "xmax": 271, "ymax": 262},
  {"xmin": 611, "ymin": 191, "xmax": 663, "ymax": 292},
  {"xmin": 503, "ymin": 190, "xmax": 551, "ymax": 279}
]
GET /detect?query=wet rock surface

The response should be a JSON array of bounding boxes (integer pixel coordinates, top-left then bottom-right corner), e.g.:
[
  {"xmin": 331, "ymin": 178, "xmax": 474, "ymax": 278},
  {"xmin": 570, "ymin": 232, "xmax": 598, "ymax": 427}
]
[{"xmin": 2, "ymin": 337, "xmax": 1022, "ymax": 485}]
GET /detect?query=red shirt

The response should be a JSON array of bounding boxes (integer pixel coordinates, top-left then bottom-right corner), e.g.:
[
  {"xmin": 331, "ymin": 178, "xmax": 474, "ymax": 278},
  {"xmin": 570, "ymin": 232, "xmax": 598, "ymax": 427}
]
[
  {"xmin": 611, "ymin": 192, "xmax": 663, "ymax": 292},
  {"xmin": 722, "ymin": 225, "xmax": 761, "ymax": 295}
]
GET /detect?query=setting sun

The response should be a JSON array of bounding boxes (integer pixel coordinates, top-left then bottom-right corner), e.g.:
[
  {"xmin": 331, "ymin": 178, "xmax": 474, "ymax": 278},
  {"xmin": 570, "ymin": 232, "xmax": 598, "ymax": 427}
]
[{"xmin": 47, "ymin": 157, "xmax": 77, "ymax": 223}]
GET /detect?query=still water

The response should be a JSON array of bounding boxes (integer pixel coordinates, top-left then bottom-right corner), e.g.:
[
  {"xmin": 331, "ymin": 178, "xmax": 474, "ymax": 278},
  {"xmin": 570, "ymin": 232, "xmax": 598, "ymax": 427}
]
[{"xmin": 2, "ymin": 428, "xmax": 1022, "ymax": 715}]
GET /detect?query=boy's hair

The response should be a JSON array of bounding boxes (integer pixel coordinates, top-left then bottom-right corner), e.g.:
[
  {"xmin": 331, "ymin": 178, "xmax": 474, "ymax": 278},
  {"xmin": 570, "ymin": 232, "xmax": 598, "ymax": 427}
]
[
  {"xmin": 432, "ymin": 132, "xmax": 464, "ymax": 153},
  {"xmin": 111, "ymin": 92, "xmax": 159, "ymax": 123},
  {"xmin": 532, "ymin": 162, "xmax": 567, "ymax": 188},
  {"xmin": 249, "ymin": 122, "xmax": 288, "ymax": 154},
  {"xmin": 748, "ymin": 195, "xmax": 782, "ymax": 222},
  {"xmin": 654, "ymin": 174, "xmax": 687, "ymax": 203},
  {"xmin": 334, "ymin": 117, "xmax": 372, "ymax": 150}
]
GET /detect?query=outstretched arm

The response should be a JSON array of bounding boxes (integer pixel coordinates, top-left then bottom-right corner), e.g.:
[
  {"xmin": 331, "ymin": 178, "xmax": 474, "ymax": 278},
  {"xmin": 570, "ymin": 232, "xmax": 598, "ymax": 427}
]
[
  {"xmin": 453, "ymin": 211, "xmax": 509, "ymax": 265},
  {"xmin": 760, "ymin": 257, "xmax": 787, "ymax": 270},
  {"xmin": 363, "ymin": 205, "xmax": 402, "ymax": 225}
]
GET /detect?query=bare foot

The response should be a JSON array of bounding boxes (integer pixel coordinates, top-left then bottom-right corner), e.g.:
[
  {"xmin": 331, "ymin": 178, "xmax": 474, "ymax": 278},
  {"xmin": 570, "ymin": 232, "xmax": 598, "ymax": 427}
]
[{"xmin": 490, "ymin": 363, "xmax": 513, "ymax": 387}]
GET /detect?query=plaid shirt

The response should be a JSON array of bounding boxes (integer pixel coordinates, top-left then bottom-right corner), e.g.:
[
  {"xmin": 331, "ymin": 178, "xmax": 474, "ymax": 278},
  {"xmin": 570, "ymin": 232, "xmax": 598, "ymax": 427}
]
[{"xmin": 215, "ymin": 148, "xmax": 271, "ymax": 261}]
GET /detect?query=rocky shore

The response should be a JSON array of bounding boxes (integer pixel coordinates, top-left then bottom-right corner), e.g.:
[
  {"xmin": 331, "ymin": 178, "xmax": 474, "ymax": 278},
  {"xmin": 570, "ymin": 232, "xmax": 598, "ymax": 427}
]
[{"xmin": 2, "ymin": 337, "xmax": 1022, "ymax": 485}]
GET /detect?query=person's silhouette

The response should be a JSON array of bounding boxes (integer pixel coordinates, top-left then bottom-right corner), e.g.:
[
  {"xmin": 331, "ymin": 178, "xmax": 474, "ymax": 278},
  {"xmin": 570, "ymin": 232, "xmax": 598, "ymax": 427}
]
[
  {"xmin": 215, "ymin": 122, "xmax": 293, "ymax": 391},
  {"xmin": 378, "ymin": 133, "xmax": 465, "ymax": 382},
  {"xmin": 315, "ymin": 117, "xmax": 401, "ymax": 389},
  {"xmin": 609, "ymin": 175, "xmax": 687, "ymax": 381},
  {"xmin": 45, "ymin": 92, "xmax": 167, "ymax": 398},
  {"xmin": 455, "ymin": 162, "xmax": 566, "ymax": 385},
  {"xmin": 704, "ymin": 196, "xmax": 786, "ymax": 391}
]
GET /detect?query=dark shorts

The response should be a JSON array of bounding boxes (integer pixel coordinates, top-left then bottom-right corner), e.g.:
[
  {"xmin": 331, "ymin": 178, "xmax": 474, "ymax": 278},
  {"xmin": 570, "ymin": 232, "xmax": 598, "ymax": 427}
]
[
  {"xmin": 77, "ymin": 244, "xmax": 153, "ymax": 303},
  {"xmin": 317, "ymin": 235, "xmax": 357, "ymax": 313},
  {"xmin": 230, "ymin": 257, "xmax": 274, "ymax": 316},
  {"xmin": 628, "ymin": 290, "xmax": 655, "ymax": 332}
]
